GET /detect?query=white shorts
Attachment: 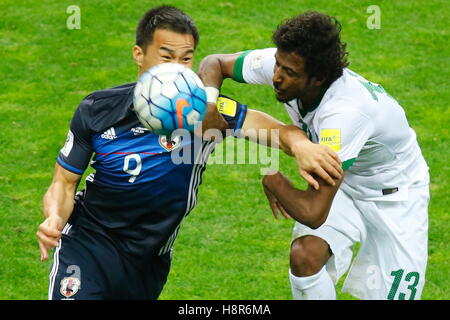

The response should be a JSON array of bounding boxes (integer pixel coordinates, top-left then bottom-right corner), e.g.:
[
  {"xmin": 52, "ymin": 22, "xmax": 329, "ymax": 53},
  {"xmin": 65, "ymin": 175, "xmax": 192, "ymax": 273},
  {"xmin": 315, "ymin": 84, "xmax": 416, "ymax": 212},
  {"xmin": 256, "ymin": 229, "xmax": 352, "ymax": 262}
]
[{"xmin": 292, "ymin": 174, "xmax": 430, "ymax": 300}]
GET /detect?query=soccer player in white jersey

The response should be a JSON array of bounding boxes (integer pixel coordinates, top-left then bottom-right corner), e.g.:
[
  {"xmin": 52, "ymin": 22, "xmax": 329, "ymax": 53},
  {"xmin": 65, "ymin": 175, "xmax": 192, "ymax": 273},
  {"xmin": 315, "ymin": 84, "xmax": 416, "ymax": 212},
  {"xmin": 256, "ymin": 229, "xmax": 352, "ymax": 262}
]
[{"xmin": 198, "ymin": 11, "xmax": 430, "ymax": 300}]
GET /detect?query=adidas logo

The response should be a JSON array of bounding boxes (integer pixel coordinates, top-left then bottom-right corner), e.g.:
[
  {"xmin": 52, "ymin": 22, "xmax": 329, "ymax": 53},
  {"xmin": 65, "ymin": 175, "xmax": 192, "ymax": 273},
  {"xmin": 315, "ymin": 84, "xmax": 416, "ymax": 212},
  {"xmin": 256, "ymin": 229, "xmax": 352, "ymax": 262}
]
[
  {"xmin": 101, "ymin": 127, "xmax": 117, "ymax": 140},
  {"xmin": 131, "ymin": 127, "xmax": 149, "ymax": 135}
]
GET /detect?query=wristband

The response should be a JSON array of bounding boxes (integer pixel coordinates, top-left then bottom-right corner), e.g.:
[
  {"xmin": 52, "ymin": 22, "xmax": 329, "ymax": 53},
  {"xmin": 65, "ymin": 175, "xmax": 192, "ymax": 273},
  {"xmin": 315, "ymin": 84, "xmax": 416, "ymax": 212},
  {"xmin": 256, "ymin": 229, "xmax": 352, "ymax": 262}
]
[{"xmin": 205, "ymin": 86, "xmax": 220, "ymax": 104}]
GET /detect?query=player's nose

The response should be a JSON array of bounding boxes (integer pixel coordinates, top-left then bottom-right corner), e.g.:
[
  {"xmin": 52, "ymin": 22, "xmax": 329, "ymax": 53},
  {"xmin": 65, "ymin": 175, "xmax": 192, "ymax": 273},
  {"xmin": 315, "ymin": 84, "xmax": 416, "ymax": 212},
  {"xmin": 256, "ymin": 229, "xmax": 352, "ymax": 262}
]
[{"xmin": 272, "ymin": 68, "xmax": 283, "ymax": 87}]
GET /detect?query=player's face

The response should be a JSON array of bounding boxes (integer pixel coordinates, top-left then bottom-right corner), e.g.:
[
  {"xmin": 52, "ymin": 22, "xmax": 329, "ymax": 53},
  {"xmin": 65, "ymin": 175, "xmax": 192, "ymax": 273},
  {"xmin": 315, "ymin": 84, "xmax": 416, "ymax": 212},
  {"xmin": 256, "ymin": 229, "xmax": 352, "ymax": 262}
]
[
  {"xmin": 272, "ymin": 49, "xmax": 318, "ymax": 103},
  {"xmin": 133, "ymin": 29, "xmax": 195, "ymax": 78}
]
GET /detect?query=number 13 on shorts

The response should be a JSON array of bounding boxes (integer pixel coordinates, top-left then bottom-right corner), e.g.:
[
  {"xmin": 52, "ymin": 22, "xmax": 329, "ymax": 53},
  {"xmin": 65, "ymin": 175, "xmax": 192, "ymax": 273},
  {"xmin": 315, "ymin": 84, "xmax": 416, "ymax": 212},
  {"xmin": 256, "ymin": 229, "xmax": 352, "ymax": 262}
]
[{"xmin": 387, "ymin": 269, "xmax": 420, "ymax": 300}]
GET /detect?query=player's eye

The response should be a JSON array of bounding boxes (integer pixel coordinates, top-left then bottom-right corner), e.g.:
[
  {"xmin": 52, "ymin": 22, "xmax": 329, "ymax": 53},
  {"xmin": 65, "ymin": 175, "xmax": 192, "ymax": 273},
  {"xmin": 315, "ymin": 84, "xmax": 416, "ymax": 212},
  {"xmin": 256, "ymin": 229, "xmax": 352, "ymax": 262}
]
[{"xmin": 284, "ymin": 67, "xmax": 298, "ymax": 78}]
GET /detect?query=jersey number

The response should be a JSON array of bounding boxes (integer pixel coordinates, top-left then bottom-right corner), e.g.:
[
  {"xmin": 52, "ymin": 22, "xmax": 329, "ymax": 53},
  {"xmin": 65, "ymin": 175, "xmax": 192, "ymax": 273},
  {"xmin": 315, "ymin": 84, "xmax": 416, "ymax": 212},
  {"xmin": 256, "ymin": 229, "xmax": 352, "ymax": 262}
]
[
  {"xmin": 387, "ymin": 269, "xmax": 420, "ymax": 300},
  {"xmin": 348, "ymin": 70, "xmax": 395, "ymax": 102},
  {"xmin": 123, "ymin": 154, "xmax": 142, "ymax": 183}
]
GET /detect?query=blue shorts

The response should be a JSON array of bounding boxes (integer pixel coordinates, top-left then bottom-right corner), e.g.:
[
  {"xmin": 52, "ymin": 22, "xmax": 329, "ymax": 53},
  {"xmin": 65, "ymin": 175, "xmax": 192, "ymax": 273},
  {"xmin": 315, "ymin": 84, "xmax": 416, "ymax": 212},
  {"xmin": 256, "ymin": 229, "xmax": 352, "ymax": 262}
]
[{"xmin": 48, "ymin": 221, "xmax": 171, "ymax": 300}]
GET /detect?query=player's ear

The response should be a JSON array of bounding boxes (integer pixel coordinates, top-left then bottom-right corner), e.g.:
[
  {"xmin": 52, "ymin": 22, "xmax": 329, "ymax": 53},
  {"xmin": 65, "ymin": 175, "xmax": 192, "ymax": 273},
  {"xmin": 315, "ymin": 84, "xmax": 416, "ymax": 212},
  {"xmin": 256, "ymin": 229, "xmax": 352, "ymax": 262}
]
[
  {"xmin": 311, "ymin": 76, "xmax": 326, "ymax": 88},
  {"xmin": 132, "ymin": 45, "xmax": 144, "ymax": 68}
]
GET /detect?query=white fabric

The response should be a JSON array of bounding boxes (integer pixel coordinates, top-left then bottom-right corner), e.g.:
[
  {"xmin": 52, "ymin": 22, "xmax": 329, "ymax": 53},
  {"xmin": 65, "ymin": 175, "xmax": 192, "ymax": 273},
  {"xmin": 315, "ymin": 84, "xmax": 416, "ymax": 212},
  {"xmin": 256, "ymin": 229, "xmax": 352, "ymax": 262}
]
[
  {"xmin": 292, "ymin": 174, "xmax": 430, "ymax": 300},
  {"xmin": 205, "ymin": 86, "xmax": 219, "ymax": 104},
  {"xmin": 241, "ymin": 48, "xmax": 277, "ymax": 85},
  {"xmin": 289, "ymin": 266, "xmax": 336, "ymax": 300}
]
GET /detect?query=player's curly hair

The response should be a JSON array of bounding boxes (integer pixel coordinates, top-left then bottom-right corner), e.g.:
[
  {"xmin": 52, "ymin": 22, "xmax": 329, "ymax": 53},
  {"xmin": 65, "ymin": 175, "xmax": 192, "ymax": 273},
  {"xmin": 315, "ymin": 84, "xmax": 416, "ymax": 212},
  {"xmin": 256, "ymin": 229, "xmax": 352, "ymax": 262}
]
[
  {"xmin": 136, "ymin": 5, "xmax": 199, "ymax": 51},
  {"xmin": 273, "ymin": 11, "xmax": 349, "ymax": 86}
]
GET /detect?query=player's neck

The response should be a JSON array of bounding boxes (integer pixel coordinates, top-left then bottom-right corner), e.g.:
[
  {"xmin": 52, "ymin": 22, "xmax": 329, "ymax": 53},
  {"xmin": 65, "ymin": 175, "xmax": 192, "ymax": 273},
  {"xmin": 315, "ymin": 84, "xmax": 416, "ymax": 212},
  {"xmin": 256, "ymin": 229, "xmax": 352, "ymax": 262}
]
[{"xmin": 301, "ymin": 85, "xmax": 328, "ymax": 112}]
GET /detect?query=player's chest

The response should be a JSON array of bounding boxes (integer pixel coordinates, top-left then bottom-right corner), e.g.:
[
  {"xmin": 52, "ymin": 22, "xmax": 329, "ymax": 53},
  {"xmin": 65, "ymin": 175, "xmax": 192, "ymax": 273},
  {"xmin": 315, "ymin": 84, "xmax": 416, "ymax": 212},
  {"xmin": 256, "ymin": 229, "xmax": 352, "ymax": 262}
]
[
  {"xmin": 89, "ymin": 122, "xmax": 195, "ymax": 184},
  {"xmin": 90, "ymin": 120, "xmax": 191, "ymax": 164},
  {"xmin": 284, "ymin": 102, "xmax": 319, "ymax": 143}
]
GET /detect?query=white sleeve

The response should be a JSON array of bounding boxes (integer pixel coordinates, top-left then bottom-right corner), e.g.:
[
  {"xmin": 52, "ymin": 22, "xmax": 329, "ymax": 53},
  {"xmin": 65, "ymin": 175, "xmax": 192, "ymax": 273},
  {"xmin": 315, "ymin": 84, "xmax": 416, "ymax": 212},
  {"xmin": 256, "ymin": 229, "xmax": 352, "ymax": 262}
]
[
  {"xmin": 234, "ymin": 48, "xmax": 276, "ymax": 85},
  {"xmin": 317, "ymin": 106, "xmax": 374, "ymax": 170}
]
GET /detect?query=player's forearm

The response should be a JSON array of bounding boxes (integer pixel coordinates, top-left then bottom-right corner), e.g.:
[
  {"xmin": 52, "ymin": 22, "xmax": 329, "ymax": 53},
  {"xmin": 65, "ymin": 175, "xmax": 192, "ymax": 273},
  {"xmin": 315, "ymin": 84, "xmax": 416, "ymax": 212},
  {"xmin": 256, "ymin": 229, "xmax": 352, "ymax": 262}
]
[
  {"xmin": 263, "ymin": 174, "xmax": 330, "ymax": 229},
  {"xmin": 243, "ymin": 120, "xmax": 312, "ymax": 155},
  {"xmin": 43, "ymin": 181, "xmax": 76, "ymax": 224},
  {"xmin": 278, "ymin": 125, "xmax": 311, "ymax": 157},
  {"xmin": 250, "ymin": 123, "xmax": 313, "ymax": 156},
  {"xmin": 240, "ymin": 109, "xmax": 283, "ymax": 147},
  {"xmin": 274, "ymin": 185, "xmax": 325, "ymax": 229},
  {"xmin": 241, "ymin": 112, "xmax": 313, "ymax": 155}
]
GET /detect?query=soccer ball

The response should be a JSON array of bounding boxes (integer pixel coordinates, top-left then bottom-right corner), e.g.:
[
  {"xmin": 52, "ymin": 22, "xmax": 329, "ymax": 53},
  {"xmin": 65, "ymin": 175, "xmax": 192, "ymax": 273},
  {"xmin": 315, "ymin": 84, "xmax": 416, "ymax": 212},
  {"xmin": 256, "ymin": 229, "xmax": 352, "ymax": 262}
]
[{"xmin": 133, "ymin": 63, "xmax": 207, "ymax": 135}]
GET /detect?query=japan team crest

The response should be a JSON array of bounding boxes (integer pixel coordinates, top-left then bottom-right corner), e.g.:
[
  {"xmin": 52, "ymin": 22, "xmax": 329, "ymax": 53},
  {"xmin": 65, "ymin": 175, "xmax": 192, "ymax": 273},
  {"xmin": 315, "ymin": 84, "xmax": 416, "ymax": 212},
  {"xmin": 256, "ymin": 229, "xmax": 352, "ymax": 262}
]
[
  {"xmin": 158, "ymin": 135, "xmax": 181, "ymax": 151},
  {"xmin": 60, "ymin": 277, "xmax": 81, "ymax": 298}
]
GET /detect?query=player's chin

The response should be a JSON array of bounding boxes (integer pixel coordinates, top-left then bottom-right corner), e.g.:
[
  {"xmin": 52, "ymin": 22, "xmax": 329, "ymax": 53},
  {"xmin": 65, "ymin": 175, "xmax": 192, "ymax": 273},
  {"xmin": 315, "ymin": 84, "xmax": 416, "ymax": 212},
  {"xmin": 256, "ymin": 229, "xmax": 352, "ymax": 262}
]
[{"xmin": 274, "ymin": 93, "xmax": 291, "ymax": 103}]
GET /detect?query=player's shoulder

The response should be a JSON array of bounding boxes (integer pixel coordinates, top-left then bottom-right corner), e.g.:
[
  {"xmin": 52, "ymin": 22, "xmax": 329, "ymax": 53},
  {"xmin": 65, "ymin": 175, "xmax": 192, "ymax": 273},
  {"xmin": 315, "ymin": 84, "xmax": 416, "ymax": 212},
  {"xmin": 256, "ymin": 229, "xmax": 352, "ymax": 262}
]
[
  {"xmin": 82, "ymin": 82, "xmax": 135, "ymax": 108},
  {"xmin": 248, "ymin": 47, "xmax": 277, "ymax": 55},
  {"xmin": 76, "ymin": 82, "xmax": 136, "ymax": 132},
  {"xmin": 320, "ymin": 70, "xmax": 376, "ymax": 113},
  {"xmin": 243, "ymin": 47, "xmax": 277, "ymax": 63},
  {"xmin": 238, "ymin": 48, "xmax": 277, "ymax": 84}
]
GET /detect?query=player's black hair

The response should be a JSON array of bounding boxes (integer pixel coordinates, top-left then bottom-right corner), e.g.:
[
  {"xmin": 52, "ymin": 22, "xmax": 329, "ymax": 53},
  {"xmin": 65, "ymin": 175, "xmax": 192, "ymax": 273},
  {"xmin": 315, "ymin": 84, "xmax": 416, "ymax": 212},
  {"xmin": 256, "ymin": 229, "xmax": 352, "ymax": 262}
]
[
  {"xmin": 136, "ymin": 5, "xmax": 199, "ymax": 51},
  {"xmin": 273, "ymin": 11, "xmax": 349, "ymax": 86}
]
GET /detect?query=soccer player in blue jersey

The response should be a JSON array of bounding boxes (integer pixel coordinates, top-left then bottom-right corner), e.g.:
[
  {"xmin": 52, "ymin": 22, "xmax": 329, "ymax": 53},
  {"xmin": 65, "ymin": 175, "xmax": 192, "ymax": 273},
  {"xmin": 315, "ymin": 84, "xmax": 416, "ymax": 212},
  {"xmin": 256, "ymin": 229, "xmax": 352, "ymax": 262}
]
[{"xmin": 36, "ymin": 6, "xmax": 342, "ymax": 300}]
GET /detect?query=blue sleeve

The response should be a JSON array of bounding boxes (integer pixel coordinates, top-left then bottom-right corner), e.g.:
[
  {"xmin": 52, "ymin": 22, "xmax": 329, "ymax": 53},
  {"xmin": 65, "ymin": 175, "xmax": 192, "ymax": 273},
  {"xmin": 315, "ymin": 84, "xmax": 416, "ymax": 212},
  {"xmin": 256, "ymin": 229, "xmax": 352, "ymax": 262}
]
[{"xmin": 57, "ymin": 97, "xmax": 94, "ymax": 175}]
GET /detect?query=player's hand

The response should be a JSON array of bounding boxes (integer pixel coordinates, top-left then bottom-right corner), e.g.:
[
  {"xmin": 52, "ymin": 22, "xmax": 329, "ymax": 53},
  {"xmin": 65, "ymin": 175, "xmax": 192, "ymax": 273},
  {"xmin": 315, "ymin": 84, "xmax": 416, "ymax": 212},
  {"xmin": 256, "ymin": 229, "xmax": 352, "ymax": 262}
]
[
  {"xmin": 196, "ymin": 102, "xmax": 227, "ymax": 141},
  {"xmin": 262, "ymin": 172, "xmax": 291, "ymax": 220},
  {"xmin": 291, "ymin": 139, "xmax": 342, "ymax": 190},
  {"xmin": 37, "ymin": 216, "xmax": 64, "ymax": 261}
]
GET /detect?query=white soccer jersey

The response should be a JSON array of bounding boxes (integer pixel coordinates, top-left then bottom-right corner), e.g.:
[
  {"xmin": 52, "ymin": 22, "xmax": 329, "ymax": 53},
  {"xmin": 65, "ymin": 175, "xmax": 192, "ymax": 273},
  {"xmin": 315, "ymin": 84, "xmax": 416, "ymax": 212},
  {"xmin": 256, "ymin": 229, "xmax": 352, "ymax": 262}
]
[{"xmin": 235, "ymin": 48, "xmax": 429, "ymax": 201}]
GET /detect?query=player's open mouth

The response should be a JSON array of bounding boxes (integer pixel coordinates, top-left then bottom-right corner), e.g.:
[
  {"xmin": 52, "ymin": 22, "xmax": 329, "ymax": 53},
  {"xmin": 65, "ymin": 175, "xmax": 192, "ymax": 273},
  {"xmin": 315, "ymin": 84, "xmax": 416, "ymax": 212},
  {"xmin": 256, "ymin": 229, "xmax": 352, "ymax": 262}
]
[{"xmin": 274, "ymin": 87, "xmax": 284, "ymax": 95}]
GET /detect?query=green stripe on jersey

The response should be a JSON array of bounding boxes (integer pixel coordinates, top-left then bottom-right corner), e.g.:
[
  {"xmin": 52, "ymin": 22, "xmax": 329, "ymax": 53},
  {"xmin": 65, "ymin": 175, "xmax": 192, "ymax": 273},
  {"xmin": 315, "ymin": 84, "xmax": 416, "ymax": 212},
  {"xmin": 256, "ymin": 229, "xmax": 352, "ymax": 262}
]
[
  {"xmin": 342, "ymin": 158, "xmax": 356, "ymax": 171},
  {"xmin": 233, "ymin": 50, "xmax": 252, "ymax": 83}
]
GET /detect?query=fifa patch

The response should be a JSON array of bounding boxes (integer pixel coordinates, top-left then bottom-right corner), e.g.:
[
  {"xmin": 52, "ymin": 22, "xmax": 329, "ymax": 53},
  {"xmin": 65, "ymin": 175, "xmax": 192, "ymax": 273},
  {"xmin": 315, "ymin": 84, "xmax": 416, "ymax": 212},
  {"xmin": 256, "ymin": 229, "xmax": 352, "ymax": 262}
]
[
  {"xmin": 216, "ymin": 97, "xmax": 237, "ymax": 117},
  {"xmin": 60, "ymin": 277, "xmax": 80, "ymax": 299},
  {"xmin": 61, "ymin": 130, "xmax": 74, "ymax": 157},
  {"xmin": 320, "ymin": 129, "xmax": 341, "ymax": 151},
  {"xmin": 159, "ymin": 135, "xmax": 181, "ymax": 151}
]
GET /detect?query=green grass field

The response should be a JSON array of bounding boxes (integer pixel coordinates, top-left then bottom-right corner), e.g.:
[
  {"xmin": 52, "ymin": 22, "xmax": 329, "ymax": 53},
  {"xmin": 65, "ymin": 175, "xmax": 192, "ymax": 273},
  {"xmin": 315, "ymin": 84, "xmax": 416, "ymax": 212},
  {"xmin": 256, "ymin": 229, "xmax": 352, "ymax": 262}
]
[{"xmin": 0, "ymin": 0, "xmax": 448, "ymax": 300}]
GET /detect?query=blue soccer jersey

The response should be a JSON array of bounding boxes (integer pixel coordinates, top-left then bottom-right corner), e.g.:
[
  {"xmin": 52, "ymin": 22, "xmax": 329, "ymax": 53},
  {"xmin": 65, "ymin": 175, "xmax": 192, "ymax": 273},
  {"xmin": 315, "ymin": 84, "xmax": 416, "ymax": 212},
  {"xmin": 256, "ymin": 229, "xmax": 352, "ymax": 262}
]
[{"xmin": 57, "ymin": 83, "xmax": 247, "ymax": 263}]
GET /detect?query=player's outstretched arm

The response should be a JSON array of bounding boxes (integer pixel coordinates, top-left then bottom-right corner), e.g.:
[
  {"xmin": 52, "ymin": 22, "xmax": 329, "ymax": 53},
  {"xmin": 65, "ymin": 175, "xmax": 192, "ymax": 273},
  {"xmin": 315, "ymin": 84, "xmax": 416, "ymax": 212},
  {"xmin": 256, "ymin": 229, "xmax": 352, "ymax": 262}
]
[
  {"xmin": 198, "ymin": 52, "xmax": 242, "ymax": 89},
  {"xmin": 37, "ymin": 163, "xmax": 81, "ymax": 261},
  {"xmin": 242, "ymin": 109, "xmax": 343, "ymax": 189},
  {"xmin": 262, "ymin": 171, "xmax": 344, "ymax": 229},
  {"xmin": 197, "ymin": 53, "xmax": 244, "ymax": 134}
]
